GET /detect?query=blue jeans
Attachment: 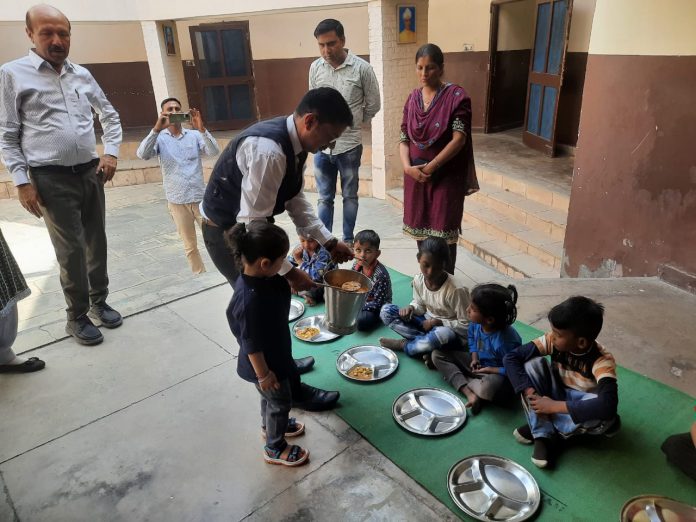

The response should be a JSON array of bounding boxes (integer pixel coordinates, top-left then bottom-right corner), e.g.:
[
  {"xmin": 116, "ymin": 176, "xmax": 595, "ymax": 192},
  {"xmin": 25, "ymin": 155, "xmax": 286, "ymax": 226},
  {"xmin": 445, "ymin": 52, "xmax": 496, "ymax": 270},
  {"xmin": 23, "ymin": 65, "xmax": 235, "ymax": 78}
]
[
  {"xmin": 256, "ymin": 378, "xmax": 293, "ymax": 451},
  {"xmin": 314, "ymin": 145, "xmax": 362, "ymax": 242},
  {"xmin": 380, "ymin": 304, "xmax": 462, "ymax": 357},
  {"xmin": 523, "ymin": 358, "xmax": 616, "ymax": 439}
]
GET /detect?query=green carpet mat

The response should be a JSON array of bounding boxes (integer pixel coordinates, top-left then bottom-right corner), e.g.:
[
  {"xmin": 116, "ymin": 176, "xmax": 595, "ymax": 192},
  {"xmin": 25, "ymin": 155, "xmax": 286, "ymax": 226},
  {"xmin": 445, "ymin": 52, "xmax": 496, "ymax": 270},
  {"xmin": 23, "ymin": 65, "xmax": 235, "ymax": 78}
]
[{"xmin": 292, "ymin": 268, "xmax": 696, "ymax": 520}]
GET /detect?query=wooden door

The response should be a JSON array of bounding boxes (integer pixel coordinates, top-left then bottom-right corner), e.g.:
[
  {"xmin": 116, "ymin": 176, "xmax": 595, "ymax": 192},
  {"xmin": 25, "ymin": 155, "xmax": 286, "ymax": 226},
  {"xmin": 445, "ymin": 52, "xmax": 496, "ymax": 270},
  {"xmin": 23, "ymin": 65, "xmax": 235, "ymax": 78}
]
[
  {"xmin": 189, "ymin": 22, "xmax": 258, "ymax": 131},
  {"xmin": 522, "ymin": 0, "xmax": 573, "ymax": 156}
]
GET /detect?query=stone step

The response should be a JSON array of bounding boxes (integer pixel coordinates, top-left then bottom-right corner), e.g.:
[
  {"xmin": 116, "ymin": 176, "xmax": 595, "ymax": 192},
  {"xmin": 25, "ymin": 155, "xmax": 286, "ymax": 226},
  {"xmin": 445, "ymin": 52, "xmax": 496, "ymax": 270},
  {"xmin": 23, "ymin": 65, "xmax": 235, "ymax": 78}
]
[
  {"xmin": 470, "ymin": 181, "xmax": 566, "ymax": 241},
  {"xmin": 477, "ymin": 165, "xmax": 570, "ymax": 213},
  {"xmin": 463, "ymin": 199, "xmax": 563, "ymax": 269},
  {"xmin": 385, "ymin": 187, "xmax": 561, "ymax": 279}
]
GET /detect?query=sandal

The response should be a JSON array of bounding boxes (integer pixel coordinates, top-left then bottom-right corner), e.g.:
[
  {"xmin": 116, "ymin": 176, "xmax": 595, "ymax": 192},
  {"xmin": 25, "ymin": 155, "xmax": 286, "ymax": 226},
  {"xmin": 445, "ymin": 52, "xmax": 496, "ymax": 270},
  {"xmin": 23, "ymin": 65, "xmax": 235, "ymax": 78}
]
[
  {"xmin": 263, "ymin": 444, "xmax": 309, "ymax": 467},
  {"xmin": 0, "ymin": 357, "xmax": 46, "ymax": 374},
  {"xmin": 261, "ymin": 418, "xmax": 305, "ymax": 439}
]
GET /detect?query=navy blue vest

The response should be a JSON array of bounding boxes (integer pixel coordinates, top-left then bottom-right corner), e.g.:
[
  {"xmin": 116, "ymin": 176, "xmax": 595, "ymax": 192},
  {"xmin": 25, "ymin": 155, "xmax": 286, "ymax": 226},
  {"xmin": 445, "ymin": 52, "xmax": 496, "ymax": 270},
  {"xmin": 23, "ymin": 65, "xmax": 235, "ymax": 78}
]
[{"xmin": 203, "ymin": 117, "xmax": 304, "ymax": 229}]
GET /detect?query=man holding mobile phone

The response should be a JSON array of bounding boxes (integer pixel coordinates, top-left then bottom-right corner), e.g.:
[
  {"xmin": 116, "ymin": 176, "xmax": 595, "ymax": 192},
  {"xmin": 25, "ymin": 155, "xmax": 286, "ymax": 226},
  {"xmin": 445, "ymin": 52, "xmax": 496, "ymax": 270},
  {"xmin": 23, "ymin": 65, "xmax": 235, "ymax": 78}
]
[{"xmin": 136, "ymin": 98, "xmax": 219, "ymax": 274}]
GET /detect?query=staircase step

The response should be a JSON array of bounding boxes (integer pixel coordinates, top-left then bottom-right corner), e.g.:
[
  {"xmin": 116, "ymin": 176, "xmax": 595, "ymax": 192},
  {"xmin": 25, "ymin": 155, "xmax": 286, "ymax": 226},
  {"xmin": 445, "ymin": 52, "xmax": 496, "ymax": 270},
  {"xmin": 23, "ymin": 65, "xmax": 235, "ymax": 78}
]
[
  {"xmin": 458, "ymin": 226, "xmax": 559, "ymax": 279},
  {"xmin": 471, "ymin": 182, "xmax": 566, "ymax": 241},
  {"xmin": 477, "ymin": 166, "xmax": 570, "ymax": 212},
  {"xmin": 463, "ymin": 200, "xmax": 563, "ymax": 269}
]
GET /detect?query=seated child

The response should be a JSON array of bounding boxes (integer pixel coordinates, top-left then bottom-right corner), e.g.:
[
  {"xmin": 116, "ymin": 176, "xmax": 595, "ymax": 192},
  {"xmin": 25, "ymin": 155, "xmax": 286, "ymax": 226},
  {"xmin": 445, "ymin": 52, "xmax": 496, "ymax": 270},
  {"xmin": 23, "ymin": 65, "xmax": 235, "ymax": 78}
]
[
  {"xmin": 503, "ymin": 296, "xmax": 620, "ymax": 469},
  {"xmin": 661, "ymin": 420, "xmax": 696, "ymax": 481},
  {"xmin": 379, "ymin": 237, "xmax": 470, "ymax": 367},
  {"xmin": 226, "ymin": 221, "xmax": 310, "ymax": 467},
  {"xmin": 288, "ymin": 234, "xmax": 336, "ymax": 306},
  {"xmin": 351, "ymin": 229, "xmax": 392, "ymax": 332},
  {"xmin": 432, "ymin": 283, "xmax": 521, "ymax": 414}
]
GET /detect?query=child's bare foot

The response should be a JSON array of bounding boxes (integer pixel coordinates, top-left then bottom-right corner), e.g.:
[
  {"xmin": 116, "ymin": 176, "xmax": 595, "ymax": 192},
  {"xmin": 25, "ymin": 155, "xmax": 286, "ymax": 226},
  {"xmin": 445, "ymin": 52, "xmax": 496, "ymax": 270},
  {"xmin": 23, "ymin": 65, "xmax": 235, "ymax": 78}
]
[
  {"xmin": 263, "ymin": 444, "xmax": 310, "ymax": 467},
  {"xmin": 460, "ymin": 385, "xmax": 482, "ymax": 415},
  {"xmin": 380, "ymin": 337, "xmax": 406, "ymax": 351}
]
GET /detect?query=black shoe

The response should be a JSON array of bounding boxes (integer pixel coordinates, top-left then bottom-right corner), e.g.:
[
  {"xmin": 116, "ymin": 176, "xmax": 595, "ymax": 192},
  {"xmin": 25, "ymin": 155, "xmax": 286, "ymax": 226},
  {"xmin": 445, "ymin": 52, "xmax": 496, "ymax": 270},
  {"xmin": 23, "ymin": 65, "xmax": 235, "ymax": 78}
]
[
  {"xmin": 294, "ymin": 356, "xmax": 315, "ymax": 375},
  {"xmin": 88, "ymin": 303, "xmax": 123, "ymax": 328},
  {"xmin": 604, "ymin": 415, "xmax": 622, "ymax": 438},
  {"xmin": 293, "ymin": 383, "xmax": 340, "ymax": 411},
  {"xmin": 513, "ymin": 424, "xmax": 534, "ymax": 445},
  {"xmin": 532, "ymin": 438, "xmax": 551, "ymax": 468},
  {"xmin": 66, "ymin": 316, "xmax": 104, "ymax": 345}
]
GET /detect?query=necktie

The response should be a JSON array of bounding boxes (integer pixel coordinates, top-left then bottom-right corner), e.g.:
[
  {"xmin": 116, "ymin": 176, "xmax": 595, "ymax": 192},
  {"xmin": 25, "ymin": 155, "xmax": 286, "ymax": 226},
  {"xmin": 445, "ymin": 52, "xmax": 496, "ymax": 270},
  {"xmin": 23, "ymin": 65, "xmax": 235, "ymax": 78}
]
[{"xmin": 296, "ymin": 151, "xmax": 308, "ymax": 172}]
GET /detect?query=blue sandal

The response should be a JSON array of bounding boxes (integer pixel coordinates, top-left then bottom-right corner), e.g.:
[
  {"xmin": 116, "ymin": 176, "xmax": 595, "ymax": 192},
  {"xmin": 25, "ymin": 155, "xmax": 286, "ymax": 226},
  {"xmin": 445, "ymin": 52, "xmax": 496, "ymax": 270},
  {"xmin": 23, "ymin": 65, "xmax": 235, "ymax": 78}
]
[{"xmin": 263, "ymin": 444, "xmax": 309, "ymax": 467}]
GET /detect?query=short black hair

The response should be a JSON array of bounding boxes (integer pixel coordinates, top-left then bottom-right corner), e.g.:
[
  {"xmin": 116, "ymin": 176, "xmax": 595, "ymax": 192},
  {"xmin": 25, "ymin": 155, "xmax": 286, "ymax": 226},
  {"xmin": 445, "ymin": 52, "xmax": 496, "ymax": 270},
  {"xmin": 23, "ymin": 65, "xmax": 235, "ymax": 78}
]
[
  {"xmin": 224, "ymin": 221, "xmax": 290, "ymax": 272},
  {"xmin": 471, "ymin": 283, "xmax": 518, "ymax": 329},
  {"xmin": 314, "ymin": 19, "xmax": 345, "ymax": 39},
  {"xmin": 295, "ymin": 87, "xmax": 353, "ymax": 127},
  {"xmin": 548, "ymin": 296, "xmax": 605, "ymax": 342},
  {"xmin": 415, "ymin": 43, "xmax": 444, "ymax": 68},
  {"xmin": 354, "ymin": 230, "xmax": 380, "ymax": 249},
  {"xmin": 160, "ymin": 97, "xmax": 182, "ymax": 109},
  {"xmin": 417, "ymin": 237, "xmax": 450, "ymax": 267}
]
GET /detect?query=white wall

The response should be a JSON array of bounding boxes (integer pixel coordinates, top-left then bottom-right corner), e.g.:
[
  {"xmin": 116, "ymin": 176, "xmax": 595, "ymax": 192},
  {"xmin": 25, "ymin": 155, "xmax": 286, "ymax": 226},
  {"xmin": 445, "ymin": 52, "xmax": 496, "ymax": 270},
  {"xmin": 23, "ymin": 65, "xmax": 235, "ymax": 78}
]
[
  {"xmin": 428, "ymin": 0, "xmax": 491, "ymax": 53},
  {"xmin": 0, "ymin": 22, "xmax": 147, "ymax": 65},
  {"xmin": 176, "ymin": 7, "xmax": 369, "ymax": 61},
  {"xmin": 589, "ymin": 0, "xmax": 696, "ymax": 55}
]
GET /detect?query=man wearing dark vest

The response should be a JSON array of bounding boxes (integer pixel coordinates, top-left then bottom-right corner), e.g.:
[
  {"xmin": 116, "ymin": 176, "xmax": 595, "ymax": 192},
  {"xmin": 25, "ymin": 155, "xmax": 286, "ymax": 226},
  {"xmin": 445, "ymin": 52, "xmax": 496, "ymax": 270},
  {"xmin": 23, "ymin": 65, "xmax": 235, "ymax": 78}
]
[{"xmin": 201, "ymin": 87, "xmax": 354, "ymax": 411}]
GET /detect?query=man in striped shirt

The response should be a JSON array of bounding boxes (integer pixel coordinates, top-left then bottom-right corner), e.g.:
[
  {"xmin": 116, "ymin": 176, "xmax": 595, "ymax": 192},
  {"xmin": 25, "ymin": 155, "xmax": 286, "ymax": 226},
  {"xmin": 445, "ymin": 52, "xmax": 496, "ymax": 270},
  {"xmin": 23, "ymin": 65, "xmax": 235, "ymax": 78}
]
[{"xmin": 504, "ymin": 296, "xmax": 620, "ymax": 469}]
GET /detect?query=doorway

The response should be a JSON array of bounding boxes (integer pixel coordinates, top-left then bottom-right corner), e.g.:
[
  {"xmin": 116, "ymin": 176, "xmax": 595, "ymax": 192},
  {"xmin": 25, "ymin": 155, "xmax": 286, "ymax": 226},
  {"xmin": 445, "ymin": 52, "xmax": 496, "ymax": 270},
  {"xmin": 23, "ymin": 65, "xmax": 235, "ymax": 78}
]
[
  {"xmin": 189, "ymin": 22, "xmax": 258, "ymax": 131},
  {"xmin": 485, "ymin": 0, "xmax": 582, "ymax": 157}
]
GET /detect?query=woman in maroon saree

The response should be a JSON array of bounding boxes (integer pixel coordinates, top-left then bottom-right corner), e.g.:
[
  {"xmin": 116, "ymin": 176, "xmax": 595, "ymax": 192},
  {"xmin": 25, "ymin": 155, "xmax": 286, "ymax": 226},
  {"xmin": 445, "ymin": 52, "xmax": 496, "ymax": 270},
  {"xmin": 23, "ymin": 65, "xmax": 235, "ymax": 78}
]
[{"xmin": 399, "ymin": 44, "xmax": 478, "ymax": 274}]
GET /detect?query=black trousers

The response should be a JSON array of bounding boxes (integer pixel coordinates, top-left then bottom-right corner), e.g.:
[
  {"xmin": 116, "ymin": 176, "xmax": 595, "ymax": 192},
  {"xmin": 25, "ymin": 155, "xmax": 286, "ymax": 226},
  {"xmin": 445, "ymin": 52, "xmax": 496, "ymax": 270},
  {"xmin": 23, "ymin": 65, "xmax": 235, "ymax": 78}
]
[
  {"xmin": 31, "ymin": 166, "xmax": 108, "ymax": 320},
  {"xmin": 662, "ymin": 431, "xmax": 696, "ymax": 481},
  {"xmin": 202, "ymin": 222, "xmax": 239, "ymax": 284}
]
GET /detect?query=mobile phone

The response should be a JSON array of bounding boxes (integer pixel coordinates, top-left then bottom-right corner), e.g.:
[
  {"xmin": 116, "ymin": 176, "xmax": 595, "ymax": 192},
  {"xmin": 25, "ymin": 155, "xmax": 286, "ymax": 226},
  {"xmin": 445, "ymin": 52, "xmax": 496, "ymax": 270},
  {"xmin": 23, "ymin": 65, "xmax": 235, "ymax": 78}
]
[{"xmin": 169, "ymin": 112, "xmax": 190, "ymax": 123}]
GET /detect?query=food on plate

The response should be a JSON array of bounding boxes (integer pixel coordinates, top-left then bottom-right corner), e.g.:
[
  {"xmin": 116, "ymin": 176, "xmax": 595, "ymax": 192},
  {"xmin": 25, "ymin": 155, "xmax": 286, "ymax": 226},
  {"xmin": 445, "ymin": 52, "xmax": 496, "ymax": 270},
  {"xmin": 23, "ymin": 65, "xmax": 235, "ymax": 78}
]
[
  {"xmin": 295, "ymin": 326, "xmax": 321, "ymax": 340},
  {"xmin": 347, "ymin": 365, "xmax": 373, "ymax": 380}
]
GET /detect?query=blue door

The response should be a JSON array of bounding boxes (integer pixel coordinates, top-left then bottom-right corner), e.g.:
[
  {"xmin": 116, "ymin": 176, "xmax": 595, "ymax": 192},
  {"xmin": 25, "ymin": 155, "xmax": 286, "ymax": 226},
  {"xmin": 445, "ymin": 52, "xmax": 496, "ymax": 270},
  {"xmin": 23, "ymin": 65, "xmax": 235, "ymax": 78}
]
[{"xmin": 523, "ymin": 0, "xmax": 573, "ymax": 156}]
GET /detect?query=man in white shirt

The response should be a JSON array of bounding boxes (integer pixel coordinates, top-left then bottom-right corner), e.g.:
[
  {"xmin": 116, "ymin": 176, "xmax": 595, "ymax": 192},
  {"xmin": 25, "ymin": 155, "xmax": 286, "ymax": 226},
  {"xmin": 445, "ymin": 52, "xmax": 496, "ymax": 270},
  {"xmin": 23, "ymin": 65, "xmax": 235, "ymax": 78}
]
[
  {"xmin": 137, "ymin": 98, "xmax": 219, "ymax": 274},
  {"xmin": 309, "ymin": 19, "xmax": 381, "ymax": 243},
  {"xmin": 0, "ymin": 5, "xmax": 122, "ymax": 346},
  {"xmin": 201, "ymin": 87, "xmax": 354, "ymax": 409}
]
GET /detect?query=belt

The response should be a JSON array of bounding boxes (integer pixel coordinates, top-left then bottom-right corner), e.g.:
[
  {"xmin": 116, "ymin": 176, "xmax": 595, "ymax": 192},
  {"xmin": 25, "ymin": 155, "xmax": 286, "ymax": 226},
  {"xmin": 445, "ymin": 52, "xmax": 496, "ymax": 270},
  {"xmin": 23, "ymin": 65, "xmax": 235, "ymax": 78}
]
[{"xmin": 30, "ymin": 158, "xmax": 100, "ymax": 175}]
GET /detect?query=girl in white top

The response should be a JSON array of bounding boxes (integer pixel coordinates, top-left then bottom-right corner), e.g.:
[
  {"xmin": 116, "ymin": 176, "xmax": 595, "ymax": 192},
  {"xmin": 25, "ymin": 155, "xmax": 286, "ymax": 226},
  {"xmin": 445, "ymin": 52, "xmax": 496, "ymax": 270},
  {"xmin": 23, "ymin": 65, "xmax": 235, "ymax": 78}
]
[{"xmin": 379, "ymin": 237, "xmax": 470, "ymax": 367}]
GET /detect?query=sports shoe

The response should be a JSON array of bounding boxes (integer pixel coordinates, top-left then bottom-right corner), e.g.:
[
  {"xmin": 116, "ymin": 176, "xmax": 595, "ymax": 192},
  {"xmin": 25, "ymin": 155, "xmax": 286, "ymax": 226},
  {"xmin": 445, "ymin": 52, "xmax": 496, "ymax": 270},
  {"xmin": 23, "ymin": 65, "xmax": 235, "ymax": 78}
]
[
  {"xmin": 513, "ymin": 424, "xmax": 533, "ymax": 445},
  {"xmin": 532, "ymin": 438, "xmax": 551, "ymax": 468}
]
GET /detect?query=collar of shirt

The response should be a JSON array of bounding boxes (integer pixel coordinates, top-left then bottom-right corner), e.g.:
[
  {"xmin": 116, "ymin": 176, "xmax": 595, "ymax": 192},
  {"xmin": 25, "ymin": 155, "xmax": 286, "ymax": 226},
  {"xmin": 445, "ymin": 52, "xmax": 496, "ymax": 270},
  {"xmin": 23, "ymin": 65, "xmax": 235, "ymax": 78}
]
[
  {"xmin": 28, "ymin": 49, "xmax": 74, "ymax": 74},
  {"xmin": 162, "ymin": 127, "xmax": 190, "ymax": 140},
  {"xmin": 319, "ymin": 50, "xmax": 356, "ymax": 71},
  {"xmin": 285, "ymin": 115, "xmax": 303, "ymax": 156}
]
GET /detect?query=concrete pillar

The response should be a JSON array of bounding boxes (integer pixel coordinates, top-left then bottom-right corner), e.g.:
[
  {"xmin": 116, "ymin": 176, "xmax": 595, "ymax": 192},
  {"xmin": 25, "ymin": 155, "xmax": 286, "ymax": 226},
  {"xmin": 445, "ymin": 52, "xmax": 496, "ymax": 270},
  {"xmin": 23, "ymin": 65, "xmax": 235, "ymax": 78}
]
[
  {"xmin": 368, "ymin": 0, "xmax": 429, "ymax": 199},
  {"xmin": 141, "ymin": 21, "xmax": 188, "ymax": 112}
]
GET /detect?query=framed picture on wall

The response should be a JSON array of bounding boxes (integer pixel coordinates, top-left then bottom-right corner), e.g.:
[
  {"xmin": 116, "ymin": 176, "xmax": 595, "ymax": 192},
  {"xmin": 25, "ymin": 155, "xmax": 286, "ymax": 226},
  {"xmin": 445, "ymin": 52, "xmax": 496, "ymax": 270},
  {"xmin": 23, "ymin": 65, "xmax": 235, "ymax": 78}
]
[
  {"xmin": 397, "ymin": 5, "xmax": 416, "ymax": 44},
  {"xmin": 163, "ymin": 25, "xmax": 176, "ymax": 56}
]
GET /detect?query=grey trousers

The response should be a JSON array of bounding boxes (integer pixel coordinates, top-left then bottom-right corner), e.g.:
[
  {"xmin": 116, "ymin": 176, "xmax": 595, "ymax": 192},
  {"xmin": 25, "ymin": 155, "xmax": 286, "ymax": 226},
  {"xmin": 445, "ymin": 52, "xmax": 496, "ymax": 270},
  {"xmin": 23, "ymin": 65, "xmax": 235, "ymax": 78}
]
[
  {"xmin": 0, "ymin": 303, "xmax": 19, "ymax": 364},
  {"xmin": 432, "ymin": 349, "xmax": 512, "ymax": 403},
  {"xmin": 31, "ymin": 167, "xmax": 109, "ymax": 320},
  {"xmin": 255, "ymin": 378, "xmax": 293, "ymax": 451}
]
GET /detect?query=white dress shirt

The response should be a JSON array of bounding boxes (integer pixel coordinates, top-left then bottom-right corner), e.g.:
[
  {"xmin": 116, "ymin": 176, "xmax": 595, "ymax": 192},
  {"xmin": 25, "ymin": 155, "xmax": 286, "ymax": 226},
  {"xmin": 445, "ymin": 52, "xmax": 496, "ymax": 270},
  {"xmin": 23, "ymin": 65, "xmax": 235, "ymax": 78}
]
[
  {"xmin": 136, "ymin": 127, "xmax": 219, "ymax": 204},
  {"xmin": 0, "ymin": 51, "xmax": 122, "ymax": 186},
  {"xmin": 201, "ymin": 115, "xmax": 332, "ymax": 276},
  {"xmin": 309, "ymin": 51, "xmax": 381, "ymax": 155}
]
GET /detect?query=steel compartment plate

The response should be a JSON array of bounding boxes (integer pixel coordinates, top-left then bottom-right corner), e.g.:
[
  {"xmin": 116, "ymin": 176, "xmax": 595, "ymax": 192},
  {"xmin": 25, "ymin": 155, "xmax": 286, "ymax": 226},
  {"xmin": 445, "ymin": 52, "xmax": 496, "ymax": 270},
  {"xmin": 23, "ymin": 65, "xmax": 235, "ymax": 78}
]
[
  {"xmin": 336, "ymin": 345, "xmax": 399, "ymax": 382},
  {"xmin": 288, "ymin": 299, "xmax": 305, "ymax": 322},
  {"xmin": 447, "ymin": 455, "xmax": 541, "ymax": 521},
  {"xmin": 621, "ymin": 495, "xmax": 696, "ymax": 522},
  {"xmin": 392, "ymin": 388, "xmax": 467, "ymax": 436},
  {"xmin": 293, "ymin": 314, "xmax": 341, "ymax": 343}
]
